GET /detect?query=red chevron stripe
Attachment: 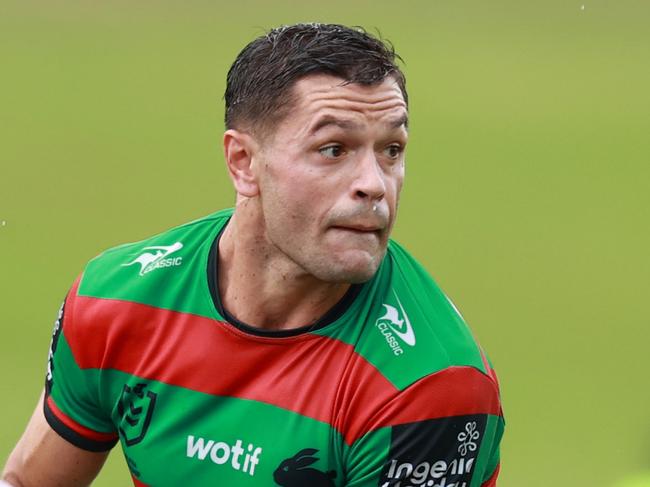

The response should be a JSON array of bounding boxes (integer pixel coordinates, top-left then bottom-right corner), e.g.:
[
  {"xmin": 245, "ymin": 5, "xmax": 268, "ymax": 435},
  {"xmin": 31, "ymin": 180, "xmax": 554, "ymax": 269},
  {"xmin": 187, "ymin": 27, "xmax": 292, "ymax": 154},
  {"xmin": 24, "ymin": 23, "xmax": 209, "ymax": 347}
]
[
  {"xmin": 66, "ymin": 293, "xmax": 500, "ymax": 445},
  {"xmin": 337, "ymin": 364, "xmax": 502, "ymax": 445}
]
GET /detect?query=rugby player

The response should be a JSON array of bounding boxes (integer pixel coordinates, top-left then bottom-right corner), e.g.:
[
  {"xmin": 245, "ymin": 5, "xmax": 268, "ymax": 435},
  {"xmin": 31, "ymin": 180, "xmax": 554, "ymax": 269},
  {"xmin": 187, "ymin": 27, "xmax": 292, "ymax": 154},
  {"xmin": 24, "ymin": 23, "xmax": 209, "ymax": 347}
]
[{"xmin": 2, "ymin": 23, "xmax": 504, "ymax": 486}]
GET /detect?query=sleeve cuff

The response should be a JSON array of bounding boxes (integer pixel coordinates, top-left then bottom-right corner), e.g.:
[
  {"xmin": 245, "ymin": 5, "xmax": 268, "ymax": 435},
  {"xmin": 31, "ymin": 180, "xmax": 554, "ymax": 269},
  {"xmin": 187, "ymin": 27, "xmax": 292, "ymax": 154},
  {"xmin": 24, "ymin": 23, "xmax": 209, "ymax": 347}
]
[{"xmin": 43, "ymin": 395, "xmax": 119, "ymax": 452}]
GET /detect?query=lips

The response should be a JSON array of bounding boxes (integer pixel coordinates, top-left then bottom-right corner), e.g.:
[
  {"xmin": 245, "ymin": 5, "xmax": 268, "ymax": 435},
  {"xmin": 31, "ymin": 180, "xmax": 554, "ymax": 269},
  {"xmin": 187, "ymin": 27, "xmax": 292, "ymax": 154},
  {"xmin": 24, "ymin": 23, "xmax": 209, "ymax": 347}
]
[
  {"xmin": 333, "ymin": 225, "xmax": 380, "ymax": 232},
  {"xmin": 327, "ymin": 208, "xmax": 388, "ymax": 235},
  {"xmin": 330, "ymin": 223, "xmax": 384, "ymax": 235}
]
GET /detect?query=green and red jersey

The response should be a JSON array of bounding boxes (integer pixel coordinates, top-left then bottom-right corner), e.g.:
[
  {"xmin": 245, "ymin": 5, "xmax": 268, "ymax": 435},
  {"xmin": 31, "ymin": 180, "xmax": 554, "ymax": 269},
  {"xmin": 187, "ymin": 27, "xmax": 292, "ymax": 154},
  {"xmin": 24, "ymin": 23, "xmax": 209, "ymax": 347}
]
[{"xmin": 44, "ymin": 208, "xmax": 504, "ymax": 486}]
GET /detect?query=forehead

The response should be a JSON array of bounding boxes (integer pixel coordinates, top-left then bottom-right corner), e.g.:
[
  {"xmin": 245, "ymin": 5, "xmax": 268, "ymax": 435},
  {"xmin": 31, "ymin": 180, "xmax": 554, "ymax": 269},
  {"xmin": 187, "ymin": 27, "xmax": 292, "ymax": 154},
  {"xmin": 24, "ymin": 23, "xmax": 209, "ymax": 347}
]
[{"xmin": 288, "ymin": 74, "xmax": 408, "ymax": 127}]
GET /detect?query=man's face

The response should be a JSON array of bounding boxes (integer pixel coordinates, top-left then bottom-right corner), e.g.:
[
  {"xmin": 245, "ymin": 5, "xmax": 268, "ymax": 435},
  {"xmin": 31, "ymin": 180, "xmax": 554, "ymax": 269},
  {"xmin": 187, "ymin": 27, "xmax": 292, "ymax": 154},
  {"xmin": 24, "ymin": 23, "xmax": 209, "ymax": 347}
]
[{"xmin": 254, "ymin": 74, "xmax": 408, "ymax": 283}]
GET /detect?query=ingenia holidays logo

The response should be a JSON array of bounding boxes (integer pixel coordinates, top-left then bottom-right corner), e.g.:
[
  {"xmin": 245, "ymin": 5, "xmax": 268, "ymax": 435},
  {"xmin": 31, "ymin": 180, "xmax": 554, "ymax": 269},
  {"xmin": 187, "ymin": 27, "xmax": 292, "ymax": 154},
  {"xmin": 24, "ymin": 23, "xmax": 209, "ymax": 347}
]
[{"xmin": 380, "ymin": 415, "xmax": 486, "ymax": 487}]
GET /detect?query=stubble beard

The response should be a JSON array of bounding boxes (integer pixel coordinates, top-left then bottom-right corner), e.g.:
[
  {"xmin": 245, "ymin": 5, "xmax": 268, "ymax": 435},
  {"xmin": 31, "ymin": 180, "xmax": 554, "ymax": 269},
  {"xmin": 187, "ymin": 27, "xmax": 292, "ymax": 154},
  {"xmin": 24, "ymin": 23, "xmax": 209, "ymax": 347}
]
[
  {"xmin": 305, "ymin": 247, "xmax": 386, "ymax": 284},
  {"xmin": 273, "ymin": 228, "xmax": 390, "ymax": 285},
  {"xmin": 259, "ymin": 193, "xmax": 394, "ymax": 285}
]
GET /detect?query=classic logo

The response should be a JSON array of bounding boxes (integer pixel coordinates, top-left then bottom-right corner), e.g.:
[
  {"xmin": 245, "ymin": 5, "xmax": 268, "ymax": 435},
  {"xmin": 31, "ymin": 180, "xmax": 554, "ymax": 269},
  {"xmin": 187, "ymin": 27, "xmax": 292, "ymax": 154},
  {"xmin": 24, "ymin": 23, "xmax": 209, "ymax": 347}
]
[
  {"xmin": 274, "ymin": 448, "xmax": 336, "ymax": 487},
  {"xmin": 379, "ymin": 415, "xmax": 486, "ymax": 487},
  {"xmin": 186, "ymin": 435, "xmax": 262, "ymax": 476},
  {"xmin": 122, "ymin": 242, "xmax": 183, "ymax": 276},
  {"xmin": 375, "ymin": 291, "xmax": 416, "ymax": 356},
  {"xmin": 118, "ymin": 383, "xmax": 157, "ymax": 446}
]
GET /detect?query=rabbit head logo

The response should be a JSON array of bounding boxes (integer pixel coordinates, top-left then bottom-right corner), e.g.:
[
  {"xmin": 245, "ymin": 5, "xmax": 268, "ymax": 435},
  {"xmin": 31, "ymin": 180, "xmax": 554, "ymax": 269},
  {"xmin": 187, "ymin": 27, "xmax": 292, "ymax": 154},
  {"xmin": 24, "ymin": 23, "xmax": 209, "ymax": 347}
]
[{"xmin": 273, "ymin": 448, "xmax": 336, "ymax": 487}]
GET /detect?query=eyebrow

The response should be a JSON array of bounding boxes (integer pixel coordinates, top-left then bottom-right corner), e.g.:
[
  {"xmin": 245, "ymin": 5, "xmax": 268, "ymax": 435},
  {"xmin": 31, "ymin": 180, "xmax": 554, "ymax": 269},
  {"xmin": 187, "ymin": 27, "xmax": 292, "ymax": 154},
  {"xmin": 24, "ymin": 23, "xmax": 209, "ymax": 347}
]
[
  {"xmin": 310, "ymin": 116, "xmax": 359, "ymax": 134},
  {"xmin": 309, "ymin": 114, "xmax": 409, "ymax": 134},
  {"xmin": 391, "ymin": 114, "xmax": 409, "ymax": 130}
]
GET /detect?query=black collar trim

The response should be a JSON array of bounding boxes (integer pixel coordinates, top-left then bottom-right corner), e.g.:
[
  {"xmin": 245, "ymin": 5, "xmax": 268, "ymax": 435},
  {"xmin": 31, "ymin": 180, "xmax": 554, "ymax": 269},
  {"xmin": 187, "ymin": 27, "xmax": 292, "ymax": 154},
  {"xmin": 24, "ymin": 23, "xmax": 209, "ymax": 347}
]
[{"xmin": 206, "ymin": 223, "xmax": 362, "ymax": 338}]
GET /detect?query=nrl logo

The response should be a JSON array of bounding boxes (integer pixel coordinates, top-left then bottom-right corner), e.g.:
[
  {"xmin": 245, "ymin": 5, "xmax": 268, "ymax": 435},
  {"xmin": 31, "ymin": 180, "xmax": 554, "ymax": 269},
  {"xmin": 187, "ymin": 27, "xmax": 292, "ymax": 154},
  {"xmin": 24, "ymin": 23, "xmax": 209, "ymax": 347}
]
[
  {"xmin": 123, "ymin": 242, "xmax": 183, "ymax": 276},
  {"xmin": 118, "ymin": 382, "xmax": 157, "ymax": 446}
]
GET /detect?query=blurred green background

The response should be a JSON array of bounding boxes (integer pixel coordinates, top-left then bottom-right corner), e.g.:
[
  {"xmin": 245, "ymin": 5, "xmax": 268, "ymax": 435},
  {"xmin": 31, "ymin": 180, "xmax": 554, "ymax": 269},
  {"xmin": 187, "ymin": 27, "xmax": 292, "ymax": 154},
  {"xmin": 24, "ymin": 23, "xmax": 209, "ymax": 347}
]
[{"xmin": 1, "ymin": 1, "xmax": 649, "ymax": 485}]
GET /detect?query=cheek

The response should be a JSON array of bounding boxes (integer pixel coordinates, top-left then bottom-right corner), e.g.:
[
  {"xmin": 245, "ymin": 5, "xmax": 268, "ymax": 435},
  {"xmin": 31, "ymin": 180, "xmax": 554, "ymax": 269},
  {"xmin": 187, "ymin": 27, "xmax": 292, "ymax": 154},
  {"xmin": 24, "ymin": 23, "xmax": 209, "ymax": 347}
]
[
  {"xmin": 395, "ymin": 177, "xmax": 404, "ymax": 203},
  {"xmin": 262, "ymin": 166, "xmax": 323, "ymax": 224},
  {"xmin": 387, "ymin": 166, "xmax": 405, "ymax": 204}
]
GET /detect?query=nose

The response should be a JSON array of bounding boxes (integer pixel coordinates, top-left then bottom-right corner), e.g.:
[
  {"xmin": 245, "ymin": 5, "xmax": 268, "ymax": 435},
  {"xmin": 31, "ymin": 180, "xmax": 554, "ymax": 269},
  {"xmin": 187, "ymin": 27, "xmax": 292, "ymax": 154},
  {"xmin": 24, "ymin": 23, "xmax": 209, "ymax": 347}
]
[{"xmin": 352, "ymin": 149, "xmax": 386, "ymax": 202}]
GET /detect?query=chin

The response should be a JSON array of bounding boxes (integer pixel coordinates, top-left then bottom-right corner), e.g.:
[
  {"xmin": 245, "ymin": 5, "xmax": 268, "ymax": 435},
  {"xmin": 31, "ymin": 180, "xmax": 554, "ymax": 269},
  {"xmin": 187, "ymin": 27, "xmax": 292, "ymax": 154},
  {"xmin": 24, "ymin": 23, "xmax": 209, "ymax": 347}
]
[{"xmin": 310, "ymin": 251, "xmax": 384, "ymax": 284}]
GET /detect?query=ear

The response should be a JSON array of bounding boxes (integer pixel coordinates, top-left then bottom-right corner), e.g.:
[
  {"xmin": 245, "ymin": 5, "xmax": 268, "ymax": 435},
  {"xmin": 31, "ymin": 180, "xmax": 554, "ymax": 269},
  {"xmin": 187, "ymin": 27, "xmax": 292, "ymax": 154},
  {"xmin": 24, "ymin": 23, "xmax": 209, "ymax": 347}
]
[
  {"xmin": 294, "ymin": 448, "xmax": 318, "ymax": 458},
  {"xmin": 223, "ymin": 129, "xmax": 260, "ymax": 198},
  {"xmin": 294, "ymin": 456, "xmax": 319, "ymax": 469}
]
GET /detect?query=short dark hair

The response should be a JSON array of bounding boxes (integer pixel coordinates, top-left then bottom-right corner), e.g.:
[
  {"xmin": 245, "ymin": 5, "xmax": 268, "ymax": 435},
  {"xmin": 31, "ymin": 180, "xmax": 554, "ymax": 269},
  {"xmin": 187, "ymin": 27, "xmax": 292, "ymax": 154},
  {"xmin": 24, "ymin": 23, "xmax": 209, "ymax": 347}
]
[{"xmin": 224, "ymin": 23, "xmax": 407, "ymax": 137}]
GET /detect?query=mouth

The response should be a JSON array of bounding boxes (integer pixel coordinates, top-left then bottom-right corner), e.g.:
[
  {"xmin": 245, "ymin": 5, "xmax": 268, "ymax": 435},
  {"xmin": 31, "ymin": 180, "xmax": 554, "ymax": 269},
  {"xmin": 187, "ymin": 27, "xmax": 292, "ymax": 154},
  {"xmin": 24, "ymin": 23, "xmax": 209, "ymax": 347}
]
[{"xmin": 330, "ymin": 225, "xmax": 383, "ymax": 236}]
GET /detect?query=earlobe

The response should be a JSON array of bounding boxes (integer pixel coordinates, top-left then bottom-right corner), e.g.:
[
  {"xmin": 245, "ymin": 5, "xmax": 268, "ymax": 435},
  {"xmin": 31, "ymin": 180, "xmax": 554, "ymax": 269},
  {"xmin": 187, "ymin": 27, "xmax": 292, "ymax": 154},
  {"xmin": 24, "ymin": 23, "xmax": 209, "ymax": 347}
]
[{"xmin": 223, "ymin": 129, "xmax": 260, "ymax": 197}]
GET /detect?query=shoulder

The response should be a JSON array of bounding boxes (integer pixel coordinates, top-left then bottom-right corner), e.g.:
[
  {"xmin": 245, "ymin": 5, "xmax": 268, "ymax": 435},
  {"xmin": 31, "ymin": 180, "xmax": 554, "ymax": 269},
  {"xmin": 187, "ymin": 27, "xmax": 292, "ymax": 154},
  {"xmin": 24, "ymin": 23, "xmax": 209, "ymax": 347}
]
[
  {"xmin": 345, "ymin": 239, "xmax": 492, "ymax": 390},
  {"xmin": 59, "ymin": 208, "xmax": 231, "ymax": 365},
  {"xmin": 75, "ymin": 208, "xmax": 231, "ymax": 309},
  {"xmin": 331, "ymin": 240, "xmax": 502, "ymax": 446}
]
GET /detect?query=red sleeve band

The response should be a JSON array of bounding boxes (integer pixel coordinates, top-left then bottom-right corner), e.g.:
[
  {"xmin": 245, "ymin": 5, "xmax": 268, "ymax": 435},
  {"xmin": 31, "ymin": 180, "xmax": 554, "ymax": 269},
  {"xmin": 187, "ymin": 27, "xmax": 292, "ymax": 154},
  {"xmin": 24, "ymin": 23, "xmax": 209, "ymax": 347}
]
[{"xmin": 43, "ymin": 395, "xmax": 118, "ymax": 452}]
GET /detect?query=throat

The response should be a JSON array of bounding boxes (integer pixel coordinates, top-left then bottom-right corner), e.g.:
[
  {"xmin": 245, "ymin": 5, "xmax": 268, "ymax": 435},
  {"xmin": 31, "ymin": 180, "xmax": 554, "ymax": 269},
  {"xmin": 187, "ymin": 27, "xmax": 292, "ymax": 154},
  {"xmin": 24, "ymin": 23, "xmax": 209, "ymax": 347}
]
[{"xmin": 208, "ymin": 219, "xmax": 361, "ymax": 335}]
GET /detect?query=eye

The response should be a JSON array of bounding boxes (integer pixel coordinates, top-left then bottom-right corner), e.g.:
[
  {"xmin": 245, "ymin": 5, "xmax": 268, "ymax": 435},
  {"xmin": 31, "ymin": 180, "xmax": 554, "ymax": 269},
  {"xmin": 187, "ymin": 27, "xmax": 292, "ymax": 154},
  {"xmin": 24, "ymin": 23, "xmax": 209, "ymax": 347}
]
[
  {"xmin": 384, "ymin": 144, "xmax": 404, "ymax": 159},
  {"xmin": 319, "ymin": 144, "xmax": 345, "ymax": 159}
]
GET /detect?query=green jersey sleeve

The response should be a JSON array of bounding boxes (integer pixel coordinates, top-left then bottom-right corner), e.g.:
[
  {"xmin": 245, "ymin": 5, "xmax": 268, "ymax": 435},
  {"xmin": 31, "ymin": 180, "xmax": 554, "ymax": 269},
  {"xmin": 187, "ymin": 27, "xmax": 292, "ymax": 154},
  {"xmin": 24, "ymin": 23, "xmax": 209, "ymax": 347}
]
[
  {"xmin": 44, "ymin": 275, "xmax": 119, "ymax": 452},
  {"xmin": 478, "ymin": 412, "xmax": 504, "ymax": 486}
]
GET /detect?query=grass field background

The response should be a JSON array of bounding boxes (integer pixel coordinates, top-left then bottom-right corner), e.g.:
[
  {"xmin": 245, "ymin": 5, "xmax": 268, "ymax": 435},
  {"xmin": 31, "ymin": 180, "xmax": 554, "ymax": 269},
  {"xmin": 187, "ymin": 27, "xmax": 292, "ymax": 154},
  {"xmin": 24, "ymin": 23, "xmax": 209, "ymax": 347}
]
[{"xmin": 1, "ymin": 1, "xmax": 649, "ymax": 485}]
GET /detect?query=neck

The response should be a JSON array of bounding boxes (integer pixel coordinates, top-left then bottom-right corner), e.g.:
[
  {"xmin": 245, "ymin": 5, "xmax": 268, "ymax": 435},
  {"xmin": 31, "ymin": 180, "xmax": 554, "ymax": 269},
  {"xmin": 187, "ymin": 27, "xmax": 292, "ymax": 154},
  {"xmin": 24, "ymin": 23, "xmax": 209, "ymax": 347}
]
[{"xmin": 217, "ymin": 200, "xmax": 351, "ymax": 331}]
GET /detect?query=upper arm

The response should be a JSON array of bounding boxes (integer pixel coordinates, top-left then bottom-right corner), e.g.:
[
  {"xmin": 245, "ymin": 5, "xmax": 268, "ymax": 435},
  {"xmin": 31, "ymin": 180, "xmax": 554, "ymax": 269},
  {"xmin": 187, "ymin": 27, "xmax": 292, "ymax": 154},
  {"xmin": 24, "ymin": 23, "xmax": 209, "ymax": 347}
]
[
  {"xmin": 479, "ymin": 411, "xmax": 504, "ymax": 487},
  {"xmin": 2, "ymin": 391, "xmax": 109, "ymax": 487},
  {"xmin": 44, "ymin": 285, "xmax": 118, "ymax": 449},
  {"xmin": 3, "ymin": 283, "xmax": 119, "ymax": 486},
  {"xmin": 343, "ymin": 366, "xmax": 505, "ymax": 487}
]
